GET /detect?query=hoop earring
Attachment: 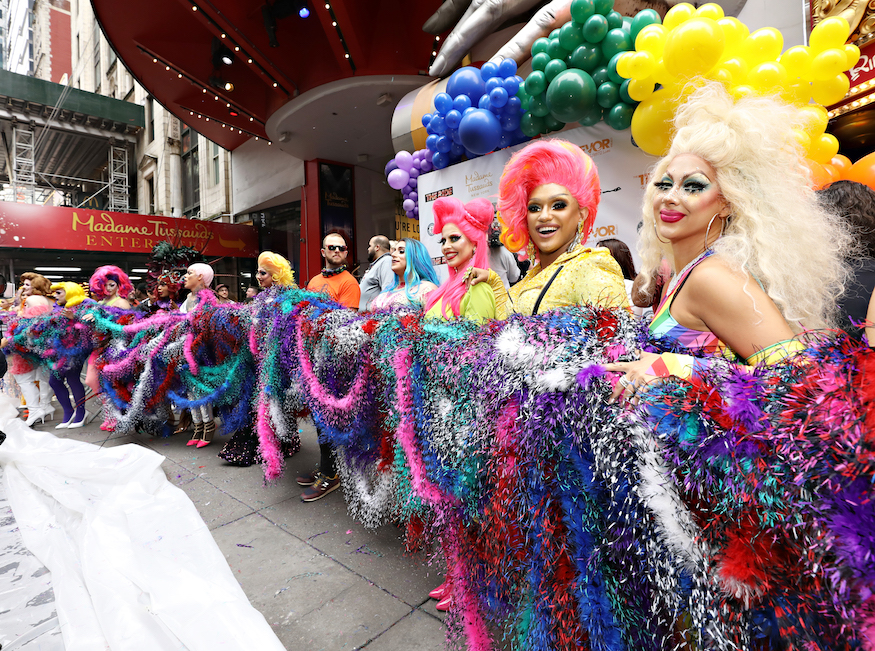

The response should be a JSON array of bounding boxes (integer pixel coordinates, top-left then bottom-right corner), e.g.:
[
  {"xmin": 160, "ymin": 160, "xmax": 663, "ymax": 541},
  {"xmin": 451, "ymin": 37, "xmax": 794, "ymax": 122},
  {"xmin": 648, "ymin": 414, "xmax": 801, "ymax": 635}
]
[
  {"xmin": 653, "ymin": 220, "xmax": 670, "ymax": 244},
  {"xmin": 703, "ymin": 212, "xmax": 726, "ymax": 251}
]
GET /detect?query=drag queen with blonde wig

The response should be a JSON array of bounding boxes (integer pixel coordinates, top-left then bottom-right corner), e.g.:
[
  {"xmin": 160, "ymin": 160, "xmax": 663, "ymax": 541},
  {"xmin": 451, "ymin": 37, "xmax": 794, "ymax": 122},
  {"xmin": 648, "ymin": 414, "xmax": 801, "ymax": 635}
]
[
  {"xmin": 606, "ymin": 82, "xmax": 852, "ymax": 396},
  {"xmin": 256, "ymin": 251, "xmax": 296, "ymax": 289}
]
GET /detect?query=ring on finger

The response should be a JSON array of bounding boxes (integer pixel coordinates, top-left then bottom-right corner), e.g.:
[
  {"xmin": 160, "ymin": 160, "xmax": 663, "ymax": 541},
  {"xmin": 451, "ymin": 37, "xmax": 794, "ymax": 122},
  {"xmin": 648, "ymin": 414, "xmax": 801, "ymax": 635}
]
[{"xmin": 619, "ymin": 377, "xmax": 631, "ymax": 388}]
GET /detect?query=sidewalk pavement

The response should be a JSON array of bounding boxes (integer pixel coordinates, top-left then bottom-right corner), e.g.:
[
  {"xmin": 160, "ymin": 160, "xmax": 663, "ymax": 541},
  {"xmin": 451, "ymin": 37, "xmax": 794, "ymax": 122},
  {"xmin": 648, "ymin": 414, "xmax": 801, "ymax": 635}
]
[{"xmin": 40, "ymin": 411, "xmax": 450, "ymax": 651}]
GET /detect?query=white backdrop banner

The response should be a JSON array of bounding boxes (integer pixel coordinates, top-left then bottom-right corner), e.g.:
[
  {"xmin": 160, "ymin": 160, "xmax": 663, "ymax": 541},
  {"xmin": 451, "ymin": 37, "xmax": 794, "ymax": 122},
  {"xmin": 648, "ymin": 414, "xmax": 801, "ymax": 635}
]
[{"xmin": 417, "ymin": 123, "xmax": 658, "ymax": 282}]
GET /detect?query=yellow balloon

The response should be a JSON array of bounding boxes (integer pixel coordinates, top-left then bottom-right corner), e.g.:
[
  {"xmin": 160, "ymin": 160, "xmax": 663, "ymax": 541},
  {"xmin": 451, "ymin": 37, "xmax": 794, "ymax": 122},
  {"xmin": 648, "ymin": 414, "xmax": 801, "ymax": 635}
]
[
  {"xmin": 730, "ymin": 84, "xmax": 757, "ymax": 100},
  {"xmin": 629, "ymin": 51, "xmax": 657, "ymax": 80},
  {"xmin": 844, "ymin": 43, "xmax": 861, "ymax": 69},
  {"xmin": 808, "ymin": 133, "xmax": 840, "ymax": 164},
  {"xmin": 779, "ymin": 46, "xmax": 812, "ymax": 80},
  {"xmin": 720, "ymin": 57, "xmax": 749, "ymax": 84},
  {"xmin": 635, "ymin": 24, "xmax": 668, "ymax": 57},
  {"xmin": 746, "ymin": 61, "xmax": 789, "ymax": 94},
  {"xmin": 663, "ymin": 3, "xmax": 697, "ymax": 31},
  {"xmin": 812, "ymin": 48, "xmax": 849, "ymax": 81},
  {"xmin": 663, "ymin": 17, "xmax": 725, "ymax": 79},
  {"xmin": 740, "ymin": 28, "xmax": 784, "ymax": 66},
  {"xmin": 718, "ymin": 17, "xmax": 749, "ymax": 59},
  {"xmin": 631, "ymin": 88, "xmax": 680, "ymax": 156},
  {"xmin": 809, "ymin": 17, "xmax": 851, "ymax": 53},
  {"xmin": 628, "ymin": 78, "xmax": 656, "ymax": 101},
  {"xmin": 798, "ymin": 104, "xmax": 829, "ymax": 138},
  {"xmin": 708, "ymin": 67, "xmax": 733, "ymax": 86},
  {"xmin": 810, "ymin": 73, "xmax": 850, "ymax": 106},
  {"xmin": 616, "ymin": 51, "xmax": 633, "ymax": 78},
  {"xmin": 781, "ymin": 77, "xmax": 812, "ymax": 105},
  {"xmin": 792, "ymin": 129, "xmax": 811, "ymax": 152},
  {"xmin": 651, "ymin": 60, "xmax": 677, "ymax": 87},
  {"xmin": 695, "ymin": 3, "xmax": 724, "ymax": 20}
]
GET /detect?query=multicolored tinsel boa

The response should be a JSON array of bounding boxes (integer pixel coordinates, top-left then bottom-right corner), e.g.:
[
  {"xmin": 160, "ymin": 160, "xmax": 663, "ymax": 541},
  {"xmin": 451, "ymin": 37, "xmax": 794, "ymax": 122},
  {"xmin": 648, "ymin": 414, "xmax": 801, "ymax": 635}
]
[{"xmin": 2, "ymin": 291, "xmax": 873, "ymax": 650}]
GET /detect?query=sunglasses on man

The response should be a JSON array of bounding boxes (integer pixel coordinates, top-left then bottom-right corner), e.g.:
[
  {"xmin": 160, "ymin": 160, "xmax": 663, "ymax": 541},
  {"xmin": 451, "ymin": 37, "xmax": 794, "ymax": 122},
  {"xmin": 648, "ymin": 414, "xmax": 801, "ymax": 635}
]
[{"xmin": 325, "ymin": 245, "xmax": 348, "ymax": 252}]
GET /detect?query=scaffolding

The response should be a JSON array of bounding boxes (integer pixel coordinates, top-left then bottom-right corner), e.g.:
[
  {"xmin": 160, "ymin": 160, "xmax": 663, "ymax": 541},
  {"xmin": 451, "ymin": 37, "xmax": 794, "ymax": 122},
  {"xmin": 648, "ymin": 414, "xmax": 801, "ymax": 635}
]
[
  {"xmin": 108, "ymin": 143, "xmax": 129, "ymax": 212},
  {"xmin": 11, "ymin": 126, "xmax": 35, "ymax": 204}
]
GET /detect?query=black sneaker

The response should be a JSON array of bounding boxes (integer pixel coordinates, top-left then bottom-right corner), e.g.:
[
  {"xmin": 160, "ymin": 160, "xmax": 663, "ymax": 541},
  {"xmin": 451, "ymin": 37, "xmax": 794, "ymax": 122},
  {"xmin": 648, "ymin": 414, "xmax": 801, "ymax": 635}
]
[
  {"xmin": 301, "ymin": 474, "xmax": 340, "ymax": 502},
  {"xmin": 296, "ymin": 469, "xmax": 320, "ymax": 487}
]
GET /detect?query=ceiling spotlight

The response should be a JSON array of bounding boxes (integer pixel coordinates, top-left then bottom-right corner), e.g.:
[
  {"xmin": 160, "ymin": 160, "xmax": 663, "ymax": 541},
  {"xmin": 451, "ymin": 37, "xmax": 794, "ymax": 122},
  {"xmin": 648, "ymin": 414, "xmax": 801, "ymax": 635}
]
[
  {"xmin": 212, "ymin": 37, "xmax": 234, "ymax": 68},
  {"xmin": 297, "ymin": 1, "xmax": 310, "ymax": 18},
  {"xmin": 208, "ymin": 75, "xmax": 234, "ymax": 92},
  {"xmin": 223, "ymin": 82, "xmax": 234, "ymax": 91}
]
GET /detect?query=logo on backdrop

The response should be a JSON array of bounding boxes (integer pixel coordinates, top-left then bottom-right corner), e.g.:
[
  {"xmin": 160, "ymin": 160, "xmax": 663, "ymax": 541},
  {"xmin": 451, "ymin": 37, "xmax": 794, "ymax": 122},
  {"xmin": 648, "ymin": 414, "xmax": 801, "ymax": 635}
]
[
  {"xmin": 424, "ymin": 187, "xmax": 454, "ymax": 202},
  {"xmin": 465, "ymin": 170, "xmax": 494, "ymax": 196},
  {"xmin": 580, "ymin": 138, "xmax": 612, "ymax": 157}
]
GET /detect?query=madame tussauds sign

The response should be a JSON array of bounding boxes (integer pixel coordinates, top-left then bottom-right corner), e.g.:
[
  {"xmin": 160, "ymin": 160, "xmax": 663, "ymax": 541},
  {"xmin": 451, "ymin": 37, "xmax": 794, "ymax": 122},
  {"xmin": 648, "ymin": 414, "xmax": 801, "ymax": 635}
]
[{"xmin": 0, "ymin": 201, "xmax": 258, "ymax": 257}]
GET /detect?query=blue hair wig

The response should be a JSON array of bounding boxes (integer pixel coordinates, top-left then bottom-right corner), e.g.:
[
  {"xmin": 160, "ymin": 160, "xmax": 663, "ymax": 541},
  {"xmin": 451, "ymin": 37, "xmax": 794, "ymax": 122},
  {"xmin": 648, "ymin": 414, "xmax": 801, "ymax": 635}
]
[{"xmin": 385, "ymin": 238, "xmax": 439, "ymax": 303}]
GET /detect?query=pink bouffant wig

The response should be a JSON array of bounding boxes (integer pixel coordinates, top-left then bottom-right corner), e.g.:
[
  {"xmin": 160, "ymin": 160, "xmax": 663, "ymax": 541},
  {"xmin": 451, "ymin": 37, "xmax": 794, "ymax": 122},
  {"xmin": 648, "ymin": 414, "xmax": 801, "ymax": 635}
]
[
  {"xmin": 497, "ymin": 139, "xmax": 600, "ymax": 261},
  {"xmin": 424, "ymin": 197, "xmax": 493, "ymax": 318},
  {"xmin": 89, "ymin": 265, "xmax": 133, "ymax": 300}
]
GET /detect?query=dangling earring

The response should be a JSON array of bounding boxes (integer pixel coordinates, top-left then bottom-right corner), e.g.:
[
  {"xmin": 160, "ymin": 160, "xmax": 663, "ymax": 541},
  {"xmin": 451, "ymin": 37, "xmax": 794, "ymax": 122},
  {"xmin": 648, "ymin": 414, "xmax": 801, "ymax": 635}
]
[
  {"xmin": 567, "ymin": 219, "xmax": 586, "ymax": 253},
  {"xmin": 703, "ymin": 212, "xmax": 726, "ymax": 251},
  {"xmin": 526, "ymin": 241, "xmax": 537, "ymax": 264},
  {"xmin": 653, "ymin": 220, "xmax": 670, "ymax": 244}
]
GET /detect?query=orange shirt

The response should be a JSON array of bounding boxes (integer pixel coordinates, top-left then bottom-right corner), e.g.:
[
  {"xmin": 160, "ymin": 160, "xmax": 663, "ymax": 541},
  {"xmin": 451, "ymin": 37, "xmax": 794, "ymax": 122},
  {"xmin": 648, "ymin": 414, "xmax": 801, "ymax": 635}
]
[{"xmin": 306, "ymin": 270, "xmax": 361, "ymax": 309}]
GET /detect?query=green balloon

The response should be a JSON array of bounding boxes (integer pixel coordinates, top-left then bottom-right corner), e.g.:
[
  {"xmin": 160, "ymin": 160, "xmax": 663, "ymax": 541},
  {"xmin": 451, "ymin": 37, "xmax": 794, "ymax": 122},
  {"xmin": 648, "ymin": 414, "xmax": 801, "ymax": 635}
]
[
  {"xmin": 570, "ymin": 0, "xmax": 595, "ymax": 24},
  {"xmin": 583, "ymin": 14, "xmax": 609, "ymax": 43},
  {"xmin": 578, "ymin": 104, "xmax": 603, "ymax": 126},
  {"xmin": 559, "ymin": 22, "xmax": 586, "ymax": 51},
  {"xmin": 607, "ymin": 52, "xmax": 625, "ymax": 84},
  {"xmin": 596, "ymin": 81, "xmax": 619, "ymax": 108},
  {"xmin": 630, "ymin": 8, "xmax": 661, "ymax": 42},
  {"xmin": 530, "ymin": 92, "xmax": 551, "ymax": 117},
  {"xmin": 544, "ymin": 58, "xmax": 568, "ymax": 82},
  {"xmin": 594, "ymin": 0, "xmax": 614, "ymax": 14},
  {"xmin": 606, "ymin": 11, "xmax": 623, "ymax": 29},
  {"xmin": 544, "ymin": 114, "xmax": 565, "ymax": 132},
  {"xmin": 606, "ymin": 102, "xmax": 634, "ymax": 131},
  {"xmin": 545, "ymin": 68, "xmax": 597, "ymax": 123},
  {"xmin": 601, "ymin": 28, "xmax": 631, "ymax": 60},
  {"xmin": 531, "ymin": 37, "xmax": 551, "ymax": 56},
  {"xmin": 550, "ymin": 28, "xmax": 561, "ymax": 39},
  {"xmin": 591, "ymin": 65, "xmax": 610, "ymax": 87},
  {"xmin": 531, "ymin": 52, "xmax": 551, "ymax": 72},
  {"xmin": 520, "ymin": 112, "xmax": 545, "ymax": 138},
  {"xmin": 570, "ymin": 44, "xmax": 601, "ymax": 73},
  {"xmin": 546, "ymin": 38, "xmax": 569, "ymax": 60},
  {"xmin": 619, "ymin": 78, "xmax": 633, "ymax": 104},
  {"xmin": 525, "ymin": 71, "xmax": 547, "ymax": 96}
]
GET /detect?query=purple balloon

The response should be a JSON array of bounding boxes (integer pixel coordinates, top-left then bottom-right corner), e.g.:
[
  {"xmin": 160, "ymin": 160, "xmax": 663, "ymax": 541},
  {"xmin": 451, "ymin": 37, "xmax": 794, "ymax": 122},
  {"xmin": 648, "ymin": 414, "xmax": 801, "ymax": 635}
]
[
  {"xmin": 409, "ymin": 168, "xmax": 420, "ymax": 179},
  {"xmin": 387, "ymin": 168, "xmax": 410, "ymax": 190},
  {"xmin": 406, "ymin": 210, "xmax": 414, "ymax": 219},
  {"xmin": 402, "ymin": 184, "xmax": 412, "ymax": 195},
  {"xmin": 420, "ymin": 160, "xmax": 433, "ymax": 172},
  {"xmin": 408, "ymin": 177, "xmax": 418, "ymax": 189},
  {"xmin": 402, "ymin": 199, "xmax": 415, "ymax": 211},
  {"xmin": 395, "ymin": 150, "xmax": 413, "ymax": 171},
  {"xmin": 384, "ymin": 159, "xmax": 398, "ymax": 176},
  {"xmin": 423, "ymin": 149, "xmax": 434, "ymax": 161},
  {"xmin": 413, "ymin": 206, "xmax": 419, "ymax": 216},
  {"xmin": 408, "ymin": 191, "xmax": 417, "ymax": 201}
]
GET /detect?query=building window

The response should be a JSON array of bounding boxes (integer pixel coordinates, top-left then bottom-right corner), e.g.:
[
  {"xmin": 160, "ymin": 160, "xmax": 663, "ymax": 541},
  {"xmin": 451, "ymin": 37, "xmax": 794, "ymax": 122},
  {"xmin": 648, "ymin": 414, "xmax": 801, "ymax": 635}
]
[
  {"xmin": 147, "ymin": 96, "xmax": 154, "ymax": 142},
  {"xmin": 181, "ymin": 127, "xmax": 200, "ymax": 217},
  {"xmin": 147, "ymin": 176, "xmax": 155, "ymax": 214},
  {"xmin": 92, "ymin": 19, "xmax": 100, "ymax": 92},
  {"xmin": 211, "ymin": 142, "xmax": 220, "ymax": 186}
]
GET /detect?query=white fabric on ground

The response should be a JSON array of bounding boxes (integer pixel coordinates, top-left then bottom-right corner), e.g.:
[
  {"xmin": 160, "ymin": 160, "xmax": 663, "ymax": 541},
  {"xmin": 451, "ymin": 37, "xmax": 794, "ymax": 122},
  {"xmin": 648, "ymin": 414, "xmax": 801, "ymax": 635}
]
[{"xmin": 0, "ymin": 394, "xmax": 285, "ymax": 651}]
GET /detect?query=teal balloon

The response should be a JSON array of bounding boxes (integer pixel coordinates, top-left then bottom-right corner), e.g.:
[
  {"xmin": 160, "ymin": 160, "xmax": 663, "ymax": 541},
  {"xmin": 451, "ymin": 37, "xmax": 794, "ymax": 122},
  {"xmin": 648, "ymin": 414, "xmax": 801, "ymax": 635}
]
[
  {"xmin": 570, "ymin": 44, "xmax": 601, "ymax": 72},
  {"xmin": 545, "ymin": 68, "xmax": 597, "ymax": 123},
  {"xmin": 578, "ymin": 104, "xmax": 603, "ymax": 126},
  {"xmin": 630, "ymin": 9, "xmax": 661, "ymax": 42},
  {"xmin": 544, "ymin": 58, "xmax": 568, "ymax": 82},
  {"xmin": 619, "ymin": 78, "xmax": 633, "ymax": 104},
  {"xmin": 583, "ymin": 14, "xmax": 609, "ymax": 43},
  {"xmin": 549, "ymin": 28, "xmax": 561, "ymax": 39},
  {"xmin": 592, "ymin": 65, "xmax": 610, "ymax": 87},
  {"xmin": 559, "ymin": 22, "xmax": 586, "ymax": 51},
  {"xmin": 594, "ymin": 0, "xmax": 614, "ymax": 14},
  {"xmin": 531, "ymin": 37, "xmax": 550, "ymax": 56},
  {"xmin": 520, "ymin": 112, "xmax": 545, "ymax": 137},
  {"xmin": 532, "ymin": 52, "xmax": 551, "ymax": 71},
  {"xmin": 596, "ymin": 81, "xmax": 619, "ymax": 108},
  {"xmin": 570, "ymin": 0, "xmax": 595, "ymax": 23},
  {"xmin": 606, "ymin": 102, "xmax": 634, "ymax": 130},
  {"xmin": 607, "ymin": 52, "xmax": 625, "ymax": 84},
  {"xmin": 606, "ymin": 11, "xmax": 623, "ymax": 29},
  {"xmin": 529, "ymin": 92, "xmax": 551, "ymax": 117},
  {"xmin": 601, "ymin": 28, "xmax": 631, "ymax": 59},
  {"xmin": 544, "ymin": 114, "xmax": 565, "ymax": 132},
  {"xmin": 546, "ymin": 39, "xmax": 569, "ymax": 60},
  {"xmin": 525, "ymin": 70, "xmax": 547, "ymax": 96}
]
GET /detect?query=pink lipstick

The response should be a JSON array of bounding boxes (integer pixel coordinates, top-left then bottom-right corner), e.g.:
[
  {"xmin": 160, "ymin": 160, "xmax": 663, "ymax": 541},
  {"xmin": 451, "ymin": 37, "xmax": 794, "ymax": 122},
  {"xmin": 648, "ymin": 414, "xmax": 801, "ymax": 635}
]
[{"xmin": 660, "ymin": 210, "xmax": 684, "ymax": 223}]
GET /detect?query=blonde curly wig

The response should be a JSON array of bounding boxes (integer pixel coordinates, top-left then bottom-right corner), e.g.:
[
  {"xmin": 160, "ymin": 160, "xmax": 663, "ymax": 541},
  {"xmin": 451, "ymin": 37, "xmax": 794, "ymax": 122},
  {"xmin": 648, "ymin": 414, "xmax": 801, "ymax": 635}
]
[
  {"xmin": 638, "ymin": 82, "xmax": 853, "ymax": 332},
  {"xmin": 257, "ymin": 251, "xmax": 296, "ymax": 287}
]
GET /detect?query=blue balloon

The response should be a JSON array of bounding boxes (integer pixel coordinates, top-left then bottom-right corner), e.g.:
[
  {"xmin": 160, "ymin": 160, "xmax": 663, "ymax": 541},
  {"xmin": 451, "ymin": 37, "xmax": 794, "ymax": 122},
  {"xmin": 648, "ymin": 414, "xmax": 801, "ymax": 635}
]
[
  {"xmin": 384, "ymin": 159, "xmax": 398, "ymax": 176},
  {"xmin": 426, "ymin": 134, "xmax": 439, "ymax": 151},
  {"xmin": 425, "ymin": 123, "xmax": 436, "ymax": 136},
  {"xmin": 491, "ymin": 104, "xmax": 503, "ymax": 115},
  {"xmin": 450, "ymin": 128, "xmax": 462, "ymax": 144},
  {"xmin": 498, "ymin": 58, "xmax": 517, "ymax": 77},
  {"xmin": 464, "ymin": 147, "xmax": 479, "ymax": 159},
  {"xmin": 485, "ymin": 77, "xmax": 502, "ymax": 93},
  {"xmin": 463, "ymin": 106, "xmax": 476, "ymax": 116},
  {"xmin": 502, "ymin": 76, "xmax": 521, "ymax": 95},
  {"xmin": 490, "ymin": 86, "xmax": 509, "ymax": 108},
  {"xmin": 447, "ymin": 67, "xmax": 486, "ymax": 104},
  {"xmin": 421, "ymin": 112, "xmax": 433, "ymax": 127},
  {"xmin": 480, "ymin": 61, "xmax": 499, "ymax": 81},
  {"xmin": 459, "ymin": 108, "xmax": 503, "ymax": 156},
  {"xmin": 429, "ymin": 114, "xmax": 447, "ymax": 134},
  {"xmin": 435, "ymin": 135, "xmax": 452, "ymax": 153},
  {"xmin": 505, "ymin": 96, "xmax": 522, "ymax": 115},
  {"xmin": 445, "ymin": 109, "xmax": 462, "ymax": 129},
  {"xmin": 434, "ymin": 92, "xmax": 453, "ymax": 115},
  {"xmin": 450, "ymin": 142, "xmax": 465, "ymax": 157},
  {"xmin": 478, "ymin": 95, "xmax": 492, "ymax": 111},
  {"xmin": 432, "ymin": 151, "xmax": 449, "ymax": 169},
  {"xmin": 500, "ymin": 113, "xmax": 520, "ymax": 131},
  {"xmin": 452, "ymin": 95, "xmax": 472, "ymax": 112},
  {"xmin": 498, "ymin": 133, "xmax": 511, "ymax": 149}
]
